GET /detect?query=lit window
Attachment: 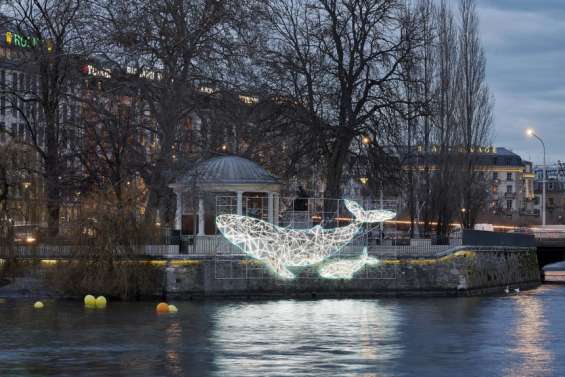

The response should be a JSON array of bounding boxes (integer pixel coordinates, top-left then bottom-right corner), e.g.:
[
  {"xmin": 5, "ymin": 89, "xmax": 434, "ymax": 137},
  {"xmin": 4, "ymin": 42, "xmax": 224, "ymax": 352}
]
[{"xmin": 239, "ymin": 95, "xmax": 258, "ymax": 104}]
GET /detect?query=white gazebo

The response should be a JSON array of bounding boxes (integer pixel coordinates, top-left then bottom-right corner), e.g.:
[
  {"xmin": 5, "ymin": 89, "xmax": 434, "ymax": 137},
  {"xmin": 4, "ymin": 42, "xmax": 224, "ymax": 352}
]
[{"xmin": 169, "ymin": 155, "xmax": 282, "ymax": 235}]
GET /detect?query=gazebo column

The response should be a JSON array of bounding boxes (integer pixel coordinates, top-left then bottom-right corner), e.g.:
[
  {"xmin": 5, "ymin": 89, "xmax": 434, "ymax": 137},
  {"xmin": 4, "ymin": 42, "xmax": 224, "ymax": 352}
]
[
  {"xmin": 236, "ymin": 191, "xmax": 243, "ymax": 216},
  {"xmin": 273, "ymin": 193, "xmax": 279, "ymax": 225},
  {"xmin": 174, "ymin": 190, "xmax": 183, "ymax": 231},
  {"xmin": 268, "ymin": 192, "xmax": 274, "ymax": 224},
  {"xmin": 198, "ymin": 198, "xmax": 205, "ymax": 236}
]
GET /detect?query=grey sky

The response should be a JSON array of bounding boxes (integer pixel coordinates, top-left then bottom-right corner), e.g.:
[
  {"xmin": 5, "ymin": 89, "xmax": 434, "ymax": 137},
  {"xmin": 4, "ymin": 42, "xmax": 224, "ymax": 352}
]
[{"xmin": 476, "ymin": 0, "xmax": 565, "ymax": 165}]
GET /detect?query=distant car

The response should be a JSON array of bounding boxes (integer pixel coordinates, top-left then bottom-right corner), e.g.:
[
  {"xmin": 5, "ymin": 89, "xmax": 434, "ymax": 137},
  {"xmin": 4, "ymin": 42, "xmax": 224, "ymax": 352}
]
[
  {"xmin": 474, "ymin": 223, "xmax": 494, "ymax": 232},
  {"xmin": 509, "ymin": 227, "xmax": 533, "ymax": 235},
  {"xmin": 13, "ymin": 225, "xmax": 38, "ymax": 244}
]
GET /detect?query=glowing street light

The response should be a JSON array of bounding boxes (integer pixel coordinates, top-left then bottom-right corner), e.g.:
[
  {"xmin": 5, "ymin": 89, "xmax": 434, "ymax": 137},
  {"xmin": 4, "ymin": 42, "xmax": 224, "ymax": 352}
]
[
  {"xmin": 526, "ymin": 128, "xmax": 546, "ymax": 226},
  {"xmin": 361, "ymin": 136, "xmax": 371, "ymax": 145},
  {"xmin": 461, "ymin": 207, "xmax": 468, "ymax": 228}
]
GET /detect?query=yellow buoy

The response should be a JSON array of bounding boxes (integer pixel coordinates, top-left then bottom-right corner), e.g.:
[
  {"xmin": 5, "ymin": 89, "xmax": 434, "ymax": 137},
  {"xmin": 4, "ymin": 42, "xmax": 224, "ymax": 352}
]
[
  {"xmin": 34, "ymin": 301, "xmax": 44, "ymax": 309},
  {"xmin": 168, "ymin": 304, "xmax": 178, "ymax": 313},
  {"xmin": 84, "ymin": 294, "xmax": 96, "ymax": 308},
  {"xmin": 156, "ymin": 302, "xmax": 169, "ymax": 313},
  {"xmin": 95, "ymin": 296, "xmax": 107, "ymax": 309}
]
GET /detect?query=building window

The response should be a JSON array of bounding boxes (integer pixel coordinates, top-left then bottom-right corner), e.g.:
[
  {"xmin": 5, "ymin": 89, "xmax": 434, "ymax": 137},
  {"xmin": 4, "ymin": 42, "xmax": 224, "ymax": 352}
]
[
  {"xmin": 506, "ymin": 172, "xmax": 512, "ymax": 181},
  {"xmin": 506, "ymin": 200, "xmax": 512, "ymax": 210},
  {"xmin": 0, "ymin": 96, "xmax": 4, "ymax": 116},
  {"xmin": 11, "ymin": 97, "xmax": 17, "ymax": 117},
  {"xmin": 0, "ymin": 122, "xmax": 4, "ymax": 143},
  {"xmin": 506, "ymin": 185, "xmax": 512, "ymax": 193},
  {"xmin": 493, "ymin": 172, "xmax": 498, "ymax": 180}
]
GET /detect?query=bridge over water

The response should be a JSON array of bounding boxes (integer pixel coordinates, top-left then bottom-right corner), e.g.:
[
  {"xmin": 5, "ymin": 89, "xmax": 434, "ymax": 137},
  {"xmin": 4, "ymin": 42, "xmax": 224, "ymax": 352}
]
[{"xmin": 531, "ymin": 229, "xmax": 565, "ymax": 269}]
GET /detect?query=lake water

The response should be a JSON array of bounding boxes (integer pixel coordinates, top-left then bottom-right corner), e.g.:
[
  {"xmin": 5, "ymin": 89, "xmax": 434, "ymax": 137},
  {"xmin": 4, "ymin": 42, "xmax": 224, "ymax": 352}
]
[{"xmin": 1, "ymin": 285, "xmax": 565, "ymax": 376}]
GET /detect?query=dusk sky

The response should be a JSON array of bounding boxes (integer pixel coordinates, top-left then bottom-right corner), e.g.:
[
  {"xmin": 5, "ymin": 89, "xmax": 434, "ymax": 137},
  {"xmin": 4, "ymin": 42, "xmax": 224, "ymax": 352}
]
[{"xmin": 476, "ymin": 0, "xmax": 565, "ymax": 165}]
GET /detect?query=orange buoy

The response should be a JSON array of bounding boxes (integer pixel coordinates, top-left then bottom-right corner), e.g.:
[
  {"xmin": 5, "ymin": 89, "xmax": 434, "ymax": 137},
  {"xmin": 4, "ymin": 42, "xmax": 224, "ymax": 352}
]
[{"xmin": 156, "ymin": 302, "xmax": 169, "ymax": 313}]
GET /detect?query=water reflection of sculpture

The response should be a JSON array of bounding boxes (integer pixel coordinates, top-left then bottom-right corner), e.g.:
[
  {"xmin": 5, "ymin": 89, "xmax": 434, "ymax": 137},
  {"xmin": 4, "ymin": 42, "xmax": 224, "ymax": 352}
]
[{"xmin": 216, "ymin": 200, "xmax": 396, "ymax": 279}]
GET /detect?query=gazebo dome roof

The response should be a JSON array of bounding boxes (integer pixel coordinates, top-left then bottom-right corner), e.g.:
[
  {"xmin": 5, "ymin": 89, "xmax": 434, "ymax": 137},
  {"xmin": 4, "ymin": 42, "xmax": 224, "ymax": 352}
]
[{"xmin": 177, "ymin": 155, "xmax": 280, "ymax": 187}]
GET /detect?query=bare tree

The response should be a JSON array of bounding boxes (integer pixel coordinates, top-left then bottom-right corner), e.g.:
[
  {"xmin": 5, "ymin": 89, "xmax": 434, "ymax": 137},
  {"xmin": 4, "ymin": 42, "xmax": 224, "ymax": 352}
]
[
  {"xmin": 418, "ymin": 0, "xmax": 492, "ymax": 238},
  {"xmin": 256, "ymin": 0, "xmax": 416, "ymax": 219},
  {"xmin": 1, "ymin": 0, "xmax": 90, "ymax": 235},
  {"xmin": 429, "ymin": 0, "xmax": 462, "ymax": 239},
  {"xmin": 77, "ymin": 87, "xmax": 148, "ymax": 210},
  {"xmin": 94, "ymin": 0, "xmax": 251, "ymax": 226},
  {"xmin": 412, "ymin": 0, "xmax": 436, "ymax": 237},
  {"xmin": 456, "ymin": 0, "xmax": 493, "ymax": 228}
]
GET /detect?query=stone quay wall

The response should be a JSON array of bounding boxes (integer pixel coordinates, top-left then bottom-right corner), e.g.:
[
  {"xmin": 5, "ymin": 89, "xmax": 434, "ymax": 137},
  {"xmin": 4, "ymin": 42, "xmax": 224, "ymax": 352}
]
[{"xmin": 165, "ymin": 247, "xmax": 541, "ymax": 299}]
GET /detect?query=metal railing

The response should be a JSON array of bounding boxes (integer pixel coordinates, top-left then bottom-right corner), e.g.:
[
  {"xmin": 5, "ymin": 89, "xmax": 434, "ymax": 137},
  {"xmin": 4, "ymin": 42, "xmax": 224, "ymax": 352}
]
[
  {"xmin": 177, "ymin": 234, "xmax": 462, "ymax": 259},
  {"xmin": 0, "ymin": 244, "xmax": 180, "ymax": 259},
  {"xmin": 532, "ymin": 230, "xmax": 565, "ymax": 239},
  {"xmin": 0, "ymin": 234, "xmax": 489, "ymax": 260},
  {"xmin": 179, "ymin": 235, "xmax": 243, "ymax": 256}
]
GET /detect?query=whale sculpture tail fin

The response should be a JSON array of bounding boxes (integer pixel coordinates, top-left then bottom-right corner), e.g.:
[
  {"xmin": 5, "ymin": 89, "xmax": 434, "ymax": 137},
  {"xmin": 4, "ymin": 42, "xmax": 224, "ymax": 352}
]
[{"xmin": 344, "ymin": 200, "xmax": 396, "ymax": 223}]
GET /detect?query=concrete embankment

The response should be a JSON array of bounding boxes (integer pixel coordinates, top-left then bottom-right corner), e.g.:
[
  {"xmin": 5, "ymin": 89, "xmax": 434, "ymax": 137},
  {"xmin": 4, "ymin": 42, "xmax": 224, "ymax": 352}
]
[{"xmin": 0, "ymin": 247, "xmax": 541, "ymax": 299}]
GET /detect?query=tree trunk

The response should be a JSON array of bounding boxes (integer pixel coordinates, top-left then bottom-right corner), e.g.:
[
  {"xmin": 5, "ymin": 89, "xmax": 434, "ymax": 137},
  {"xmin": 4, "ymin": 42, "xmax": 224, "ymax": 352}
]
[
  {"xmin": 323, "ymin": 133, "xmax": 353, "ymax": 226},
  {"xmin": 145, "ymin": 136, "xmax": 175, "ymax": 226},
  {"xmin": 45, "ymin": 111, "xmax": 60, "ymax": 237}
]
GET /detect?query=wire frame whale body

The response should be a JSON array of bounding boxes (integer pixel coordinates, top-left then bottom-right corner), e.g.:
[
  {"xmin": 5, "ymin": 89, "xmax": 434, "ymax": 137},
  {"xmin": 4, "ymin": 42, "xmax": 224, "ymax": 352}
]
[{"xmin": 216, "ymin": 199, "xmax": 396, "ymax": 279}]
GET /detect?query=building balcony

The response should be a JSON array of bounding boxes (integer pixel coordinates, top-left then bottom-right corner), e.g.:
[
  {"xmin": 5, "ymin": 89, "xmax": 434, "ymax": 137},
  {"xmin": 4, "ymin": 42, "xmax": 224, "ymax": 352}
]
[{"xmin": 504, "ymin": 192, "xmax": 516, "ymax": 199}]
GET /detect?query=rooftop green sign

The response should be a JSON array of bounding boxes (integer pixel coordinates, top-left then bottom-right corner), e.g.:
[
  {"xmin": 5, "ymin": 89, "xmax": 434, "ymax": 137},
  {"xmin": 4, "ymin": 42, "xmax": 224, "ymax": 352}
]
[{"xmin": 5, "ymin": 32, "xmax": 38, "ymax": 49}]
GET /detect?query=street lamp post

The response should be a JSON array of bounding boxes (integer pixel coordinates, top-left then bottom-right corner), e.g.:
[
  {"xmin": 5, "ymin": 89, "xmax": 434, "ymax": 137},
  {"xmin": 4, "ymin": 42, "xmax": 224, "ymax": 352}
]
[{"xmin": 527, "ymin": 129, "xmax": 546, "ymax": 226}]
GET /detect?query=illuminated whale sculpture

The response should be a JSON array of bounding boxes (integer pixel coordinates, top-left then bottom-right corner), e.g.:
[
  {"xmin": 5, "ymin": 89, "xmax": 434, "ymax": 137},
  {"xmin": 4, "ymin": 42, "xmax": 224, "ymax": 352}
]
[
  {"xmin": 318, "ymin": 248, "xmax": 380, "ymax": 279},
  {"xmin": 216, "ymin": 200, "xmax": 396, "ymax": 279}
]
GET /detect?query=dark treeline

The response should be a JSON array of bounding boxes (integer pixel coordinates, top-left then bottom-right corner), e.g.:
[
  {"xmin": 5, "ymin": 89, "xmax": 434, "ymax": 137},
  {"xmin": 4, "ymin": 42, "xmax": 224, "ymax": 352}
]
[{"xmin": 0, "ymin": 0, "xmax": 492, "ymax": 239}]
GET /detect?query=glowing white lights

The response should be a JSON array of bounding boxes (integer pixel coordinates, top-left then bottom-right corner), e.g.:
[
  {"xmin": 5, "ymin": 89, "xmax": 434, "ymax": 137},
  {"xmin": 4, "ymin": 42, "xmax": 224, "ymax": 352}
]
[
  {"xmin": 216, "ymin": 200, "xmax": 396, "ymax": 279},
  {"xmin": 344, "ymin": 200, "xmax": 396, "ymax": 223},
  {"xmin": 318, "ymin": 248, "xmax": 379, "ymax": 280}
]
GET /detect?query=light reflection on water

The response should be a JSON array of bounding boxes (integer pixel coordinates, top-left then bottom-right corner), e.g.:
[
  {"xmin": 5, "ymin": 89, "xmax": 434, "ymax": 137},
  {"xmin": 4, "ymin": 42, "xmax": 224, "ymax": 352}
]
[
  {"xmin": 211, "ymin": 300, "xmax": 401, "ymax": 375},
  {"xmin": 504, "ymin": 292, "xmax": 554, "ymax": 377},
  {"xmin": 0, "ymin": 286, "xmax": 565, "ymax": 376}
]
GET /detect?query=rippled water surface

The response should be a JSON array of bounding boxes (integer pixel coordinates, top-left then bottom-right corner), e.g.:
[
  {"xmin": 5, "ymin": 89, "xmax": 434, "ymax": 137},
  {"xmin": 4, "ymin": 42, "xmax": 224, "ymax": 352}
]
[{"xmin": 2, "ymin": 285, "xmax": 565, "ymax": 376}]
